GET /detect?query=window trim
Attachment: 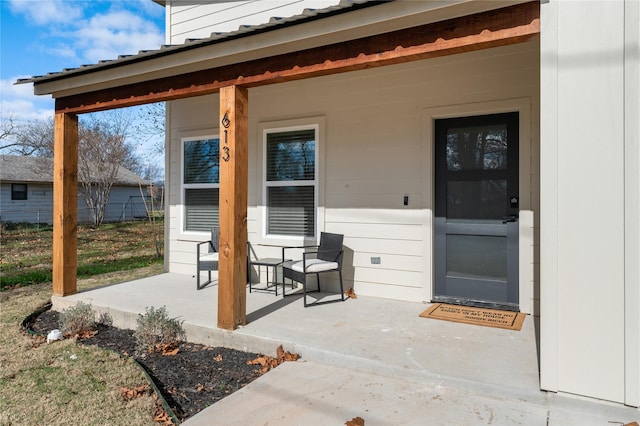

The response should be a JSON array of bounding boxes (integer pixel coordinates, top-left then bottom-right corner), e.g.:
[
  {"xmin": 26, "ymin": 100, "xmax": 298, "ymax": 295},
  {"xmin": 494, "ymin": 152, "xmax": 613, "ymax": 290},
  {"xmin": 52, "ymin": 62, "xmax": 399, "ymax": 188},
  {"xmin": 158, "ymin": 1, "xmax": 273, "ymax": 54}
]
[
  {"xmin": 180, "ymin": 133, "xmax": 220, "ymax": 236},
  {"xmin": 11, "ymin": 183, "xmax": 28, "ymax": 201},
  {"xmin": 258, "ymin": 117, "xmax": 325, "ymax": 245}
]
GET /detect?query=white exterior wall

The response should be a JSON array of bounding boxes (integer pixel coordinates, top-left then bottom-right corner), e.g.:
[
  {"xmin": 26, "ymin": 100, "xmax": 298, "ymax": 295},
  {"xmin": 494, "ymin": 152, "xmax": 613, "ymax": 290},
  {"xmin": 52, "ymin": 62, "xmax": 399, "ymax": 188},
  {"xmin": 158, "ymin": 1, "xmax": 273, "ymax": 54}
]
[
  {"xmin": 0, "ymin": 183, "xmax": 145, "ymax": 225},
  {"xmin": 165, "ymin": 0, "xmax": 342, "ymax": 44},
  {"xmin": 624, "ymin": 0, "xmax": 640, "ymax": 408},
  {"xmin": 166, "ymin": 40, "xmax": 540, "ymax": 312},
  {"xmin": 540, "ymin": 0, "xmax": 640, "ymax": 405},
  {"xmin": 97, "ymin": 186, "xmax": 148, "ymax": 223},
  {"xmin": 0, "ymin": 183, "xmax": 55, "ymax": 224}
]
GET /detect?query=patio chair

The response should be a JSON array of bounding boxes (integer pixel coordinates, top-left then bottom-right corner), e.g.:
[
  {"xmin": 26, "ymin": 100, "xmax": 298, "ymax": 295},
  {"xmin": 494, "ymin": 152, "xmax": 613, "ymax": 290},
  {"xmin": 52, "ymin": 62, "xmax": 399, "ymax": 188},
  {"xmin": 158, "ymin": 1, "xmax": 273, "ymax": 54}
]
[
  {"xmin": 196, "ymin": 227, "xmax": 219, "ymax": 290},
  {"xmin": 281, "ymin": 232, "xmax": 345, "ymax": 307}
]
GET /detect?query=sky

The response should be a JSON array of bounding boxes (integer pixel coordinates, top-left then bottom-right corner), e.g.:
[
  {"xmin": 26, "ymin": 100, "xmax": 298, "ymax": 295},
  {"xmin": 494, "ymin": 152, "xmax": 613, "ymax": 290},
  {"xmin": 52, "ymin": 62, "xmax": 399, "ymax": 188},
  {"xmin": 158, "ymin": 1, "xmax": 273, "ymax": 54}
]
[
  {"xmin": 1, "ymin": 0, "xmax": 165, "ymax": 121},
  {"xmin": 0, "ymin": 0, "xmax": 167, "ymax": 176}
]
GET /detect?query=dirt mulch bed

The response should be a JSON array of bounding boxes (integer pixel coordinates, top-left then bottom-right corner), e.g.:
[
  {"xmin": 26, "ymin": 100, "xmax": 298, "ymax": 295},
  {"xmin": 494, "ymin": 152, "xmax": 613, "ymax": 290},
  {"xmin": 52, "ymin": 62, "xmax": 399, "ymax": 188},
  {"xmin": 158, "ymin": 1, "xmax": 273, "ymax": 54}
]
[{"xmin": 27, "ymin": 309, "xmax": 275, "ymax": 423}]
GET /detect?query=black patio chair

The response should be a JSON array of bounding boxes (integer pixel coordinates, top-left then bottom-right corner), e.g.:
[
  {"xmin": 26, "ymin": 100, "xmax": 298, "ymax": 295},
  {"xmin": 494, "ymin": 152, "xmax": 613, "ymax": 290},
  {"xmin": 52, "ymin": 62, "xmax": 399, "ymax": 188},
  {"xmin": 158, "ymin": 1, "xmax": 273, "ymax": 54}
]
[
  {"xmin": 281, "ymin": 232, "xmax": 345, "ymax": 307},
  {"xmin": 196, "ymin": 227, "xmax": 219, "ymax": 290}
]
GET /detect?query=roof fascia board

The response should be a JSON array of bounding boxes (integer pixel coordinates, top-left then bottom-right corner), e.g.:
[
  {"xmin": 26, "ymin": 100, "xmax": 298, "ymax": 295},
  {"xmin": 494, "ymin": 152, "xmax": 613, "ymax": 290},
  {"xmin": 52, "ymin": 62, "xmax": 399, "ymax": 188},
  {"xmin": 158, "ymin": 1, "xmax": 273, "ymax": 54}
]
[
  {"xmin": 53, "ymin": 2, "xmax": 540, "ymax": 113},
  {"xmin": 34, "ymin": 0, "xmax": 528, "ymax": 98}
]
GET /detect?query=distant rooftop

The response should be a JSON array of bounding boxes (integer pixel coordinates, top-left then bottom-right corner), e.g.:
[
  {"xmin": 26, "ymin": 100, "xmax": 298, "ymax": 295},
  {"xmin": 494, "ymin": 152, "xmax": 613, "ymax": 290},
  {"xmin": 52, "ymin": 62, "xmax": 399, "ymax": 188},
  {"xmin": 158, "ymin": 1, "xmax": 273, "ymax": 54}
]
[{"xmin": 0, "ymin": 155, "xmax": 142, "ymax": 186}]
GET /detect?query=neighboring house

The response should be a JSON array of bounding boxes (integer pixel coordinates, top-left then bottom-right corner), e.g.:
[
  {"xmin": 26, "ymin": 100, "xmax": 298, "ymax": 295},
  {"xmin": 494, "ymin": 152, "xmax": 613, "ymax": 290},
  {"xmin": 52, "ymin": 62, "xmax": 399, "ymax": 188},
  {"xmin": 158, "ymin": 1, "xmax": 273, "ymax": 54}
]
[
  {"xmin": 18, "ymin": 0, "xmax": 640, "ymax": 408},
  {"xmin": 0, "ymin": 155, "xmax": 148, "ymax": 224}
]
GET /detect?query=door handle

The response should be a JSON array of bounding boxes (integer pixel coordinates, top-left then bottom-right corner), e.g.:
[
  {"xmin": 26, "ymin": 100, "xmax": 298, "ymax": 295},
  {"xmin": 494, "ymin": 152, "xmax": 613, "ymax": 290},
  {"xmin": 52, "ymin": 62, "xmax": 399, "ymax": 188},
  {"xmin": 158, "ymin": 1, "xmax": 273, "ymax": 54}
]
[{"xmin": 502, "ymin": 215, "xmax": 518, "ymax": 224}]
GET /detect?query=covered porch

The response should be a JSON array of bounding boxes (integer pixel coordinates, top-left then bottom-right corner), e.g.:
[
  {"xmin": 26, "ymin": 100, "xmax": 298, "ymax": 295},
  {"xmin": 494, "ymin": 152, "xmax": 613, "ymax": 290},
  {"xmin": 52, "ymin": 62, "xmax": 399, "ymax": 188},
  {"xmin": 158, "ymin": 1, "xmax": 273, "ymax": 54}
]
[
  {"xmin": 50, "ymin": 275, "xmax": 639, "ymax": 424},
  {"xmin": 24, "ymin": 1, "xmax": 542, "ymax": 331},
  {"xmin": 52, "ymin": 273, "xmax": 539, "ymax": 392},
  {"xmin": 18, "ymin": 0, "xmax": 640, "ymax": 409}
]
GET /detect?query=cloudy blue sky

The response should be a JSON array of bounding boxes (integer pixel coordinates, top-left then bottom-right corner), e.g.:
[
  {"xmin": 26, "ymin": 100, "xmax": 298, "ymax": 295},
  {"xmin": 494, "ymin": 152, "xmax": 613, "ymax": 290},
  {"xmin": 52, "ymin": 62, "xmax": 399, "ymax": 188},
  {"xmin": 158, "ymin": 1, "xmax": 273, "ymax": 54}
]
[{"xmin": 1, "ymin": 0, "xmax": 166, "ymax": 122}]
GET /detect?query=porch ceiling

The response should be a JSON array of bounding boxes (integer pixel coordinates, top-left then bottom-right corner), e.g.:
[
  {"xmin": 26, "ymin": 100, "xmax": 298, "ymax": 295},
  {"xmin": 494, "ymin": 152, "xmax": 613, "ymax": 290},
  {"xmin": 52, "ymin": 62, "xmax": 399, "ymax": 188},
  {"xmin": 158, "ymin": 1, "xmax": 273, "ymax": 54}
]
[{"xmin": 21, "ymin": 1, "xmax": 539, "ymax": 115}]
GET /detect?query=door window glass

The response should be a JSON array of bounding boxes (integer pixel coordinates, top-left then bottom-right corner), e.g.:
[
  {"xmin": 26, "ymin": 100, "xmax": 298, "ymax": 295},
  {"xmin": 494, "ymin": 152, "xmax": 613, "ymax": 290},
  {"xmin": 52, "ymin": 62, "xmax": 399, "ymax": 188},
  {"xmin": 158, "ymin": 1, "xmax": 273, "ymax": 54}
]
[
  {"xmin": 446, "ymin": 234, "xmax": 507, "ymax": 281},
  {"xmin": 446, "ymin": 124, "xmax": 508, "ymax": 171},
  {"xmin": 446, "ymin": 180, "xmax": 507, "ymax": 220}
]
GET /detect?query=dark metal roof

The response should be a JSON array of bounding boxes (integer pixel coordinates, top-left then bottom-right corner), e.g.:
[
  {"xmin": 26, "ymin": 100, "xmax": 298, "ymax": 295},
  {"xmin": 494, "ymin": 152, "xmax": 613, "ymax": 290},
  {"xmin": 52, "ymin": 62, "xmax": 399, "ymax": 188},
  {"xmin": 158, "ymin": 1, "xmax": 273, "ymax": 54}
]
[
  {"xmin": 17, "ymin": 0, "xmax": 385, "ymax": 86},
  {"xmin": 0, "ymin": 155, "xmax": 142, "ymax": 185}
]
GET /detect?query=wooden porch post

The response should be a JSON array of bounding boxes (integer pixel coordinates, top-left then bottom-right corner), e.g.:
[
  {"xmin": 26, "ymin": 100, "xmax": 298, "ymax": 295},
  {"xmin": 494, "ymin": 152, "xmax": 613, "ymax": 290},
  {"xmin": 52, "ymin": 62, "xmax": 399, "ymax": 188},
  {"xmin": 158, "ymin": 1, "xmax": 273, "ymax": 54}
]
[
  {"xmin": 52, "ymin": 112, "xmax": 78, "ymax": 296},
  {"xmin": 218, "ymin": 85, "xmax": 248, "ymax": 330}
]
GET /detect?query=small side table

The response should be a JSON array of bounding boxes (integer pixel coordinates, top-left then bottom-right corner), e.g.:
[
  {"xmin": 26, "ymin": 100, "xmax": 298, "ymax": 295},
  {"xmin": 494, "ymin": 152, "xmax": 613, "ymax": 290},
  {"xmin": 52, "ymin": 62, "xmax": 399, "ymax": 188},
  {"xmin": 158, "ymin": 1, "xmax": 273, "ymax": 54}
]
[{"xmin": 248, "ymin": 257, "xmax": 284, "ymax": 295}]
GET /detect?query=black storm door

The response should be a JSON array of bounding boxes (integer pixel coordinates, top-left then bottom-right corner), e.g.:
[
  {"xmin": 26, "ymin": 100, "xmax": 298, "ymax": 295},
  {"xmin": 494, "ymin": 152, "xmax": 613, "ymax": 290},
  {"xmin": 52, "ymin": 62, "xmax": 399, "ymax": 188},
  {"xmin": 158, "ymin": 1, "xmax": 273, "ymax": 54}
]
[{"xmin": 434, "ymin": 112, "xmax": 519, "ymax": 311}]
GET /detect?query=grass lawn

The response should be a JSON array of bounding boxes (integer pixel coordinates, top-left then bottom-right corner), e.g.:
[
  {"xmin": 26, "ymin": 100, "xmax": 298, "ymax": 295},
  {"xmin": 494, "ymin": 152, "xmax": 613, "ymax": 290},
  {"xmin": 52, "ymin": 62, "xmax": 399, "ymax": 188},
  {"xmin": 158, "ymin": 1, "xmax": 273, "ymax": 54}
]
[
  {"xmin": 0, "ymin": 221, "xmax": 167, "ymax": 425},
  {"xmin": 0, "ymin": 221, "xmax": 163, "ymax": 290}
]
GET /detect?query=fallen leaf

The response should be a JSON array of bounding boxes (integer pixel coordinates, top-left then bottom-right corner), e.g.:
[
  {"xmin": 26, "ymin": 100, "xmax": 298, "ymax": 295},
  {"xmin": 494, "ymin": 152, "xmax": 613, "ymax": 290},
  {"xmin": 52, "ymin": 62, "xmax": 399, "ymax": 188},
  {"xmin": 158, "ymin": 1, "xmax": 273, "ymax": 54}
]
[
  {"xmin": 248, "ymin": 346, "xmax": 300, "ymax": 373},
  {"xmin": 345, "ymin": 288, "xmax": 357, "ymax": 299},
  {"xmin": 214, "ymin": 354, "xmax": 223, "ymax": 362},
  {"xmin": 78, "ymin": 330, "xmax": 98, "ymax": 339},
  {"xmin": 158, "ymin": 343, "xmax": 180, "ymax": 356},
  {"xmin": 121, "ymin": 384, "xmax": 150, "ymax": 401},
  {"xmin": 248, "ymin": 355, "xmax": 278, "ymax": 373},
  {"xmin": 153, "ymin": 404, "xmax": 174, "ymax": 426},
  {"xmin": 276, "ymin": 344, "xmax": 299, "ymax": 363},
  {"xmin": 346, "ymin": 416, "xmax": 365, "ymax": 426},
  {"xmin": 276, "ymin": 345, "xmax": 285, "ymax": 361}
]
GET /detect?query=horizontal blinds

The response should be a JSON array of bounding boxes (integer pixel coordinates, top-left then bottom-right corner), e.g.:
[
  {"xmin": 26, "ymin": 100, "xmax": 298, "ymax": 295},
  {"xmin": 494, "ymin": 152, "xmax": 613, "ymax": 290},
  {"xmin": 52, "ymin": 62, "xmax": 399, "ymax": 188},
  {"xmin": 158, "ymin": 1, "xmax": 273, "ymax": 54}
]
[
  {"xmin": 267, "ymin": 186, "xmax": 314, "ymax": 237},
  {"xmin": 185, "ymin": 188, "xmax": 219, "ymax": 231}
]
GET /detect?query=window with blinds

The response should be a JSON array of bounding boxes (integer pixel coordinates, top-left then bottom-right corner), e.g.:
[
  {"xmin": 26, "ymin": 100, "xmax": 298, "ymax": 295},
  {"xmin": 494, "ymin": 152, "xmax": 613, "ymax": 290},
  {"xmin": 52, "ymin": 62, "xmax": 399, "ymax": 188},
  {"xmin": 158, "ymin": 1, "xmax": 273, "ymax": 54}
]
[
  {"xmin": 265, "ymin": 129, "xmax": 317, "ymax": 238},
  {"xmin": 11, "ymin": 183, "xmax": 27, "ymax": 200},
  {"xmin": 183, "ymin": 137, "xmax": 219, "ymax": 231},
  {"xmin": 185, "ymin": 188, "xmax": 219, "ymax": 231}
]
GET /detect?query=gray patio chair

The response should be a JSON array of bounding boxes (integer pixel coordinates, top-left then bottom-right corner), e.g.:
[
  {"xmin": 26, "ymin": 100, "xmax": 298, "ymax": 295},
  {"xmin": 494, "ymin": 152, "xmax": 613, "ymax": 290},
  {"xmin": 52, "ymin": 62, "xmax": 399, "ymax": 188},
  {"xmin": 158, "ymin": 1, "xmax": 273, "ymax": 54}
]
[
  {"xmin": 196, "ymin": 227, "xmax": 219, "ymax": 290},
  {"xmin": 281, "ymin": 232, "xmax": 345, "ymax": 307}
]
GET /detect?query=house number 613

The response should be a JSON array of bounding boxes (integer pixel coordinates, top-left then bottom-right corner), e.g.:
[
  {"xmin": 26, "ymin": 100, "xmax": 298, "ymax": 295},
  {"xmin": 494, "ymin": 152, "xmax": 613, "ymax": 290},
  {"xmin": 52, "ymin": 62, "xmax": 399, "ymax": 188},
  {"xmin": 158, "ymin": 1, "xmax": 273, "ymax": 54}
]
[{"xmin": 222, "ymin": 112, "xmax": 231, "ymax": 162}]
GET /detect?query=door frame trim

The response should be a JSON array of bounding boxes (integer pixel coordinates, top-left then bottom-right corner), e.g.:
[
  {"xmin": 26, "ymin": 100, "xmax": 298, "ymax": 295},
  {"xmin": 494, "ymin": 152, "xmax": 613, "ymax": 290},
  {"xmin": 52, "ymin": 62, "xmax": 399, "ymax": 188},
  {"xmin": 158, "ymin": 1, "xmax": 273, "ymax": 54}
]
[{"xmin": 422, "ymin": 98, "xmax": 533, "ymax": 313}]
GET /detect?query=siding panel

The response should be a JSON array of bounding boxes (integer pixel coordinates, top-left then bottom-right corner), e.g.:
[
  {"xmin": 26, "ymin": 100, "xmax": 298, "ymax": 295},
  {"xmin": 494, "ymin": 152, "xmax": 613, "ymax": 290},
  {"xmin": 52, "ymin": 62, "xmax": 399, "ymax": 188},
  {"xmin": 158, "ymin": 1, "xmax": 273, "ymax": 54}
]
[
  {"xmin": 168, "ymin": 41, "xmax": 540, "ymax": 304},
  {"xmin": 168, "ymin": 0, "xmax": 342, "ymax": 43},
  {"xmin": 0, "ymin": 183, "xmax": 144, "ymax": 225}
]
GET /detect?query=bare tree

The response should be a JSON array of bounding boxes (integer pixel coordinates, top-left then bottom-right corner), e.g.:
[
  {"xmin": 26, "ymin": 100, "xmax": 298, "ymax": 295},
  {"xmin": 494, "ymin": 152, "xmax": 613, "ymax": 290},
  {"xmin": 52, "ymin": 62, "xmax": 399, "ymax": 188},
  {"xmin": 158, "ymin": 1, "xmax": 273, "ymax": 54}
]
[
  {"xmin": 78, "ymin": 111, "xmax": 138, "ymax": 227},
  {"xmin": 0, "ymin": 114, "xmax": 19, "ymax": 151},
  {"xmin": 135, "ymin": 102, "xmax": 166, "ymax": 154},
  {"xmin": 4, "ymin": 109, "xmax": 148, "ymax": 227},
  {"xmin": 139, "ymin": 176, "xmax": 164, "ymax": 259},
  {"xmin": 14, "ymin": 117, "xmax": 55, "ymax": 156}
]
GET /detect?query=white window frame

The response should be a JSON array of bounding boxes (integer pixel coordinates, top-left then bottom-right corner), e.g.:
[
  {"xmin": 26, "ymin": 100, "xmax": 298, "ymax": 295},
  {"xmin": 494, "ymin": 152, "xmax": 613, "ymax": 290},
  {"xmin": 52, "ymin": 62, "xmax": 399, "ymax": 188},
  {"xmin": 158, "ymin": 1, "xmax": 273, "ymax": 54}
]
[
  {"xmin": 258, "ymin": 117, "xmax": 325, "ymax": 245},
  {"xmin": 180, "ymin": 134, "xmax": 220, "ymax": 235}
]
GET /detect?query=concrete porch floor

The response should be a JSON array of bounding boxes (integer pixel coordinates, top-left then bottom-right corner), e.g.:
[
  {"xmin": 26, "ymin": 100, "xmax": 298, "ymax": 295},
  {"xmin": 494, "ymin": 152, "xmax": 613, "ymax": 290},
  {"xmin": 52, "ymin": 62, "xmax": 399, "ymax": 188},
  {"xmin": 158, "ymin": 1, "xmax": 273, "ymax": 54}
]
[{"xmin": 52, "ymin": 273, "xmax": 638, "ymax": 425}]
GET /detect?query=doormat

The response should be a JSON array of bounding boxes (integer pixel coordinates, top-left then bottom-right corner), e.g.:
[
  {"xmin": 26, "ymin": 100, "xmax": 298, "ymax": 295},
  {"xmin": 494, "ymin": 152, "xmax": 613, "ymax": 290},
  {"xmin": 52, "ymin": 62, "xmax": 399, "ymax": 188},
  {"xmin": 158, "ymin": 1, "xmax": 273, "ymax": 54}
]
[{"xmin": 419, "ymin": 303, "xmax": 526, "ymax": 331}]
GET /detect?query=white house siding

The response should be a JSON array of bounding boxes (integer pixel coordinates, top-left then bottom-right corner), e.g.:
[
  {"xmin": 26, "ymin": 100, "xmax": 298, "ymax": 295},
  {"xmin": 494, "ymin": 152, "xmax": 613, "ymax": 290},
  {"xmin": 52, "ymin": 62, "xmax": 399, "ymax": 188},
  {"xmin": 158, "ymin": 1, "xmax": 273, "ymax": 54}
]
[
  {"xmin": 0, "ymin": 183, "xmax": 145, "ymax": 225},
  {"xmin": 0, "ymin": 183, "xmax": 54, "ymax": 224},
  {"xmin": 540, "ymin": 0, "xmax": 640, "ymax": 405},
  {"xmin": 97, "ymin": 186, "xmax": 148, "ymax": 223},
  {"xmin": 167, "ymin": 40, "xmax": 540, "ymax": 311},
  {"xmin": 625, "ymin": 0, "xmax": 640, "ymax": 408},
  {"xmin": 166, "ymin": 0, "xmax": 342, "ymax": 44}
]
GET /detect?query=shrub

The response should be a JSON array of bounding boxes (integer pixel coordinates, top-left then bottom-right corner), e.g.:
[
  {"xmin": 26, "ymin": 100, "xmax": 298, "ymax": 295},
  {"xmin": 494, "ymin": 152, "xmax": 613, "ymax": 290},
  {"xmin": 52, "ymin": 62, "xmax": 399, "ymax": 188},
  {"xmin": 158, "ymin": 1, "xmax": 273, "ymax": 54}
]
[
  {"xmin": 134, "ymin": 306, "xmax": 185, "ymax": 353},
  {"xmin": 98, "ymin": 311, "xmax": 113, "ymax": 327},
  {"xmin": 59, "ymin": 302, "xmax": 96, "ymax": 336}
]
